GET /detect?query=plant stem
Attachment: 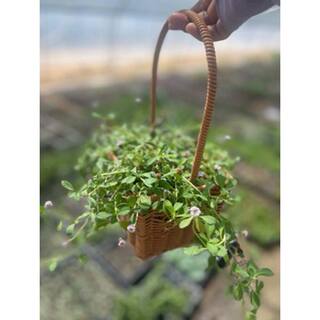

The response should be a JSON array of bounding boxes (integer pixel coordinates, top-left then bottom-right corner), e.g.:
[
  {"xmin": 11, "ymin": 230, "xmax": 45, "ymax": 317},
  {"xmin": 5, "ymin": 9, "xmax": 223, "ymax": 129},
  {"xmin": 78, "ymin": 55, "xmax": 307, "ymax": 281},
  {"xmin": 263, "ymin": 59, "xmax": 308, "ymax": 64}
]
[
  {"xmin": 182, "ymin": 176, "xmax": 202, "ymax": 194},
  {"xmin": 63, "ymin": 218, "xmax": 89, "ymax": 245}
]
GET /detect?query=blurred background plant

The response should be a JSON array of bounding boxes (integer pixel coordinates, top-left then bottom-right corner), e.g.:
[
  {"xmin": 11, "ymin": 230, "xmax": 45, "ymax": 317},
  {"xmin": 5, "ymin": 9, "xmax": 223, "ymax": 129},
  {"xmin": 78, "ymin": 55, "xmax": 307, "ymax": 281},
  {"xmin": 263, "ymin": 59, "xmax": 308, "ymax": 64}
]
[
  {"xmin": 111, "ymin": 265, "xmax": 190, "ymax": 320},
  {"xmin": 40, "ymin": 1, "xmax": 280, "ymax": 319}
]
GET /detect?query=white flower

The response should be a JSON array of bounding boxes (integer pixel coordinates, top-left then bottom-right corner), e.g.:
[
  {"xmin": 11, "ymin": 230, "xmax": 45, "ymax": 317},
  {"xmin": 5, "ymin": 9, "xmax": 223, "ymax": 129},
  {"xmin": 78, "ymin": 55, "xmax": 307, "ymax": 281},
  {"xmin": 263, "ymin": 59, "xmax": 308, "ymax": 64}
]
[
  {"xmin": 189, "ymin": 206, "xmax": 201, "ymax": 217},
  {"xmin": 127, "ymin": 224, "xmax": 136, "ymax": 233},
  {"xmin": 118, "ymin": 237, "xmax": 126, "ymax": 247},
  {"xmin": 214, "ymin": 164, "xmax": 221, "ymax": 171},
  {"xmin": 135, "ymin": 97, "xmax": 142, "ymax": 103},
  {"xmin": 224, "ymin": 135, "xmax": 231, "ymax": 141},
  {"xmin": 198, "ymin": 171, "xmax": 205, "ymax": 177},
  {"xmin": 44, "ymin": 201, "xmax": 53, "ymax": 209},
  {"xmin": 241, "ymin": 230, "xmax": 249, "ymax": 238}
]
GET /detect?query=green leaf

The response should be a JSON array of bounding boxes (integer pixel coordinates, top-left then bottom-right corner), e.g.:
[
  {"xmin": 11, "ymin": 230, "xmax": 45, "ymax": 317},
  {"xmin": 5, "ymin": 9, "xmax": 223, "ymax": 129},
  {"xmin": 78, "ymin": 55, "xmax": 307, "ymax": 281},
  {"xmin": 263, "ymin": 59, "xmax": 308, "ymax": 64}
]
[
  {"xmin": 78, "ymin": 254, "xmax": 88, "ymax": 265},
  {"xmin": 183, "ymin": 246, "xmax": 205, "ymax": 256},
  {"xmin": 247, "ymin": 260, "xmax": 258, "ymax": 276},
  {"xmin": 66, "ymin": 224, "xmax": 75, "ymax": 235},
  {"xmin": 207, "ymin": 243, "xmax": 219, "ymax": 256},
  {"xmin": 174, "ymin": 202, "xmax": 183, "ymax": 212},
  {"xmin": 118, "ymin": 207, "xmax": 130, "ymax": 216},
  {"xmin": 48, "ymin": 259, "xmax": 58, "ymax": 272},
  {"xmin": 127, "ymin": 196, "xmax": 137, "ymax": 208},
  {"xmin": 146, "ymin": 157, "xmax": 158, "ymax": 166},
  {"xmin": 182, "ymin": 192, "xmax": 193, "ymax": 199},
  {"xmin": 121, "ymin": 176, "xmax": 136, "ymax": 184},
  {"xmin": 216, "ymin": 174, "xmax": 226, "ymax": 187},
  {"xmin": 179, "ymin": 217, "xmax": 193, "ymax": 229},
  {"xmin": 206, "ymin": 255, "xmax": 216, "ymax": 270},
  {"xmin": 142, "ymin": 177, "xmax": 157, "ymax": 187},
  {"xmin": 256, "ymin": 267, "xmax": 274, "ymax": 277},
  {"xmin": 232, "ymin": 284, "xmax": 243, "ymax": 301},
  {"xmin": 97, "ymin": 212, "xmax": 112, "ymax": 219},
  {"xmin": 139, "ymin": 195, "xmax": 151, "ymax": 207},
  {"xmin": 200, "ymin": 215, "xmax": 216, "ymax": 225},
  {"xmin": 255, "ymin": 280, "xmax": 264, "ymax": 292},
  {"xmin": 234, "ymin": 265, "xmax": 250, "ymax": 278},
  {"xmin": 250, "ymin": 291, "xmax": 261, "ymax": 308},
  {"xmin": 204, "ymin": 223, "xmax": 215, "ymax": 238},
  {"xmin": 164, "ymin": 200, "xmax": 175, "ymax": 215},
  {"xmin": 107, "ymin": 181, "xmax": 118, "ymax": 187},
  {"xmin": 217, "ymin": 246, "xmax": 227, "ymax": 257},
  {"xmin": 61, "ymin": 180, "xmax": 74, "ymax": 191},
  {"xmin": 141, "ymin": 172, "xmax": 153, "ymax": 178},
  {"xmin": 245, "ymin": 311, "xmax": 257, "ymax": 320},
  {"xmin": 56, "ymin": 221, "xmax": 63, "ymax": 231}
]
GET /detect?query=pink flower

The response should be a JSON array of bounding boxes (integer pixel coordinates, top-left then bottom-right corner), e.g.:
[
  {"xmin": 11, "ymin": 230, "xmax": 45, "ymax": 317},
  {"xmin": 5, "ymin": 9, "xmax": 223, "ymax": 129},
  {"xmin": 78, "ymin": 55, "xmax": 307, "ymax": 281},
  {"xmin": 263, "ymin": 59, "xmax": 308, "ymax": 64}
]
[
  {"xmin": 118, "ymin": 237, "xmax": 126, "ymax": 247},
  {"xmin": 127, "ymin": 224, "xmax": 136, "ymax": 233}
]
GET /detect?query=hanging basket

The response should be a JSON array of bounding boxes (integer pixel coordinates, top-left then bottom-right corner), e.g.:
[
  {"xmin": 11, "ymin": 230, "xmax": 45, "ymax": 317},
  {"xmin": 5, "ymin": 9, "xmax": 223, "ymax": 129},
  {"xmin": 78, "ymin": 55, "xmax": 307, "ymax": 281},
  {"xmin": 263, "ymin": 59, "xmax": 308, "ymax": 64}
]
[
  {"xmin": 128, "ymin": 212, "xmax": 194, "ymax": 259},
  {"xmin": 128, "ymin": 10, "xmax": 218, "ymax": 260}
]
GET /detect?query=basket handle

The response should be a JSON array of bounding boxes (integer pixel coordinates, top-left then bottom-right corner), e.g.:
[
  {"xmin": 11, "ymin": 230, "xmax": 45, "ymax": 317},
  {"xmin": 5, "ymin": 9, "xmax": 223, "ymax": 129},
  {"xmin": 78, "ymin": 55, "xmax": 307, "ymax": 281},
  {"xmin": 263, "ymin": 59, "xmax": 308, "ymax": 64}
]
[{"xmin": 150, "ymin": 10, "xmax": 217, "ymax": 182}]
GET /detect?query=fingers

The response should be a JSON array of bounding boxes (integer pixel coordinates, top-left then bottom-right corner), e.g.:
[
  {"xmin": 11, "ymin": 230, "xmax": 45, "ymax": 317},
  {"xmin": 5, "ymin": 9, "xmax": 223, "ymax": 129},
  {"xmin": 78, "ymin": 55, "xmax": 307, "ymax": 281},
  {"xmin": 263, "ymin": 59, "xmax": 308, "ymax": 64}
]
[
  {"xmin": 168, "ymin": 0, "xmax": 230, "ymax": 42},
  {"xmin": 184, "ymin": 19, "xmax": 230, "ymax": 42},
  {"xmin": 168, "ymin": 12, "xmax": 189, "ymax": 30},
  {"xmin": 185, "ymin": 23, "xmax": 202, "ymax": 41}
]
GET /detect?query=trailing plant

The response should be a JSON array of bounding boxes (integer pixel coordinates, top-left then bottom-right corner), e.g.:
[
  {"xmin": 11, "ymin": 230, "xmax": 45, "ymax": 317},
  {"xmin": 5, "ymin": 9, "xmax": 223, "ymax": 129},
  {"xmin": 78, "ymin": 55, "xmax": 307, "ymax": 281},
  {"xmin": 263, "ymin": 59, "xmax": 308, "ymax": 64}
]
[{"xmin": 61, "ymin": 120, "xmax": 273, "ymax": 319}]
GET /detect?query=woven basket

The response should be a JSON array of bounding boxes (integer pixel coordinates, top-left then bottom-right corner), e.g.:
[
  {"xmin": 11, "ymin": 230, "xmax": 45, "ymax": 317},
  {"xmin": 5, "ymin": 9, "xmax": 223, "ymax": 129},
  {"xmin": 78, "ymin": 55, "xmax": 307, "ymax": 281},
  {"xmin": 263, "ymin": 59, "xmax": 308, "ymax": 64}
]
[
  {"xmin": 128, "ymin": 10, "xmax": 218, "ymax": 260},
  {"xmin": 128, "ymin": 212, "xmax": 194, "ymax": 260}
]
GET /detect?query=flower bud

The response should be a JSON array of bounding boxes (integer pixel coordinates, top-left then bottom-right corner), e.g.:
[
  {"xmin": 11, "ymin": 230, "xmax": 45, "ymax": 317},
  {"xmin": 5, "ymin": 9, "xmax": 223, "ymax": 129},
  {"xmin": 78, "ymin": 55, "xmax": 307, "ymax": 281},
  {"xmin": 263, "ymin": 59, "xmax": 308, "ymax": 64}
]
[
  {"xmin": 118, "ymin": 237, "xmax": 126, "ymax": 247},
  {"xmin": 189, "ymin": 206, "xmax": 201, "ymax": 217},
  {"xmin": 127, "ymin": 224, "xmax": 136, "ymax": 233},
  {"xmin": 44, "ymin": 201, "xmax": 53, "ymax": 209}
]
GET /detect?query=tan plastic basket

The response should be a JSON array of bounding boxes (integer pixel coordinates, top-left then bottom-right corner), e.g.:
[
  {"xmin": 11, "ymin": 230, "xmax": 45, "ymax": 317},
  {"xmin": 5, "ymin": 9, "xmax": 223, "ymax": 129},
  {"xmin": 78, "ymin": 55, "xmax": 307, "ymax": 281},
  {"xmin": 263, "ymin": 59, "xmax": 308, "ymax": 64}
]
[{"xmin": 128, "ymin": 10, "xmax": 218, "ymax": 260}]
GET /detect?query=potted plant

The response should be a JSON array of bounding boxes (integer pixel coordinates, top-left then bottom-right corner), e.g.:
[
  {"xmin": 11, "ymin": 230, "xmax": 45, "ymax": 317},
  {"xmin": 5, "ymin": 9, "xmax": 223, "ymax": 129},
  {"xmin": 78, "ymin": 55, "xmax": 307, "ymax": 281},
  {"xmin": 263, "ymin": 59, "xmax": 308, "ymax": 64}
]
[{"xmin": 61, "ymin": 10, "xmax": 273, "ymax": 320}]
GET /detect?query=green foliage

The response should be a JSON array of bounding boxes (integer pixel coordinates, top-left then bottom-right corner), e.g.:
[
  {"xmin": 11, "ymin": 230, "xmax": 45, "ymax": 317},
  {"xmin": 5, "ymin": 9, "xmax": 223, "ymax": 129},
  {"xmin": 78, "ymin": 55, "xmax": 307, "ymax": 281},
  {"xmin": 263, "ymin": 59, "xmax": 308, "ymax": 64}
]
[
  {"xmin": 63, "ymin": 123, "xmax": 238, "ymax": 238},
  {"xmin": 111, "ymin": 266, "xmax": 189, "ymax": 320},
  {"xmin": 228, "ymin": 188, "xmax": 280, "ymax": 246},
  {"xmin": 40, "ymin": 148, "xmax": 81, "ymax": 189},
  {"xmin": 229, "ymin": 260, "xmax": 273, "ymax": 318},
  {"xmin": 48, "ymin": 258, "xmax": 58, "ymax": 272},
  {"xmin": 163, "ymin": 249, "xmax": 210, "ymax": 282},
  {"xmin": 61, "ymin": 120, "xmax": 273, "ymax": 319}
]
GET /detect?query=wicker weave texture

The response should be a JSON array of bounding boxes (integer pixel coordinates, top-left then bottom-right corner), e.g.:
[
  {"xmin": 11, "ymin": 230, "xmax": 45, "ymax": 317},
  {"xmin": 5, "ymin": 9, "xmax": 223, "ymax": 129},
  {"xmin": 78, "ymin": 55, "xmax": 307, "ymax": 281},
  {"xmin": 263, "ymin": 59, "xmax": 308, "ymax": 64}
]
[{"xmin": 128, "ymin": 212, "xmax": 194, "ymax": 260}]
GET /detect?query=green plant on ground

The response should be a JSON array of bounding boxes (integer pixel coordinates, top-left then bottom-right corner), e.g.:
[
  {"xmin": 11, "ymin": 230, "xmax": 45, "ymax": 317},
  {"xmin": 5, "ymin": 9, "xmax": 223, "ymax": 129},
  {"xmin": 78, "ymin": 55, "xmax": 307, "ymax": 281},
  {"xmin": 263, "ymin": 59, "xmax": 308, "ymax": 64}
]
[
  {"xmin": 228, "ymin": 188, "xmax": 280, "ymax": 246},
  {"xmin": 61, "ymin": 118, "xmax": 273, "ymax": 319},
  {"xmin": 111, "ymin": 265, "xmax": 189, "ymax": 320},
  {"xmin": 163, "ymin": 249, "xmax": 210, "ymax": 282}
]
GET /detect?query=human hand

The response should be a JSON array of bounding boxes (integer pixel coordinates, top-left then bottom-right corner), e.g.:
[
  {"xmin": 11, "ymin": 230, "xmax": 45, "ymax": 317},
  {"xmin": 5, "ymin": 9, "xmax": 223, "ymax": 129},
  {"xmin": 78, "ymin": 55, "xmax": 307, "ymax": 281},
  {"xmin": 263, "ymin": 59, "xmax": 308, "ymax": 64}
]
[
  {"xmin": 168, "ymin": 0, "xmax": 230, "ymax": 42},
  {"xmin": 168, "ymin": 0, "xmax": 279, "ymax": 42}
]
